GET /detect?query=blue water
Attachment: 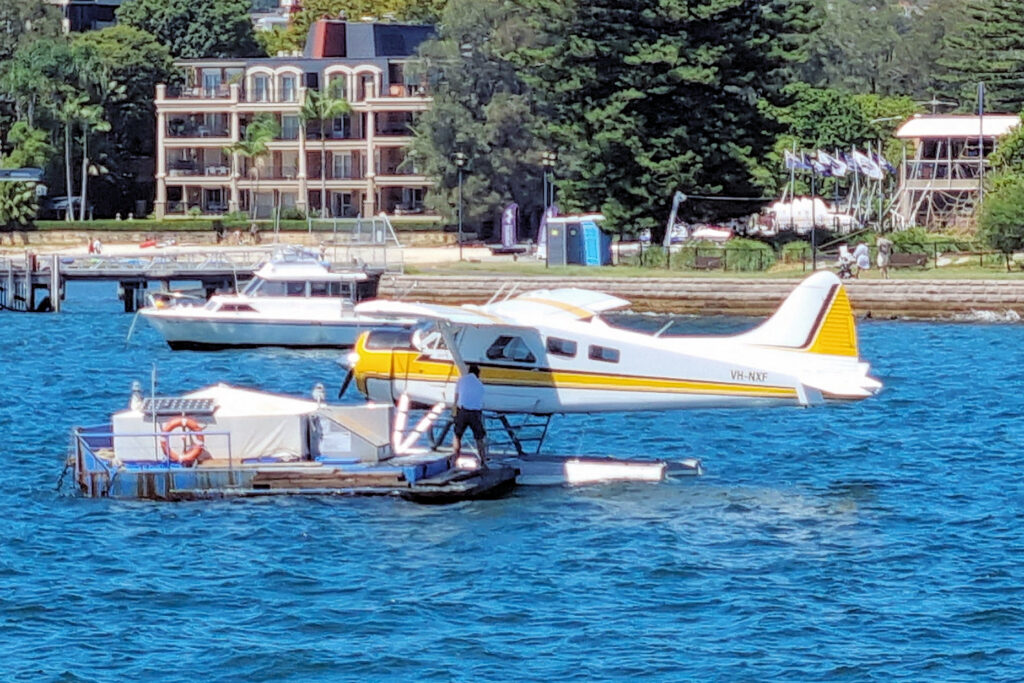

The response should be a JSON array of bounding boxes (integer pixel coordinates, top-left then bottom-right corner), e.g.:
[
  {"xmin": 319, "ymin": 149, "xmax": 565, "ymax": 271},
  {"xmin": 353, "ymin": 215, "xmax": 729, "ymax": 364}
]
[{"xmin": 2, "ymin": 282, "xmax": 1023, "ymax": 681}]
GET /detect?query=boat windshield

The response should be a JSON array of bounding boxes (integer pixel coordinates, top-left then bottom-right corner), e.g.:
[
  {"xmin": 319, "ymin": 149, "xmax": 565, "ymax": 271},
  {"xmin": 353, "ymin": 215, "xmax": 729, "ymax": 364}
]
[{"xmin": 242, "ymin": 278, "xmax": 352, "ymax": 298}]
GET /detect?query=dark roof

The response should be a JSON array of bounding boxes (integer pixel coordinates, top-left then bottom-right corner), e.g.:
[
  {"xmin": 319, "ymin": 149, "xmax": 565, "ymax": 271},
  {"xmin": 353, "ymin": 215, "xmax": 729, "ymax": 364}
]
[{"xmin": 305, "ymin": 20, "xmax": 434, "ymax": 59}]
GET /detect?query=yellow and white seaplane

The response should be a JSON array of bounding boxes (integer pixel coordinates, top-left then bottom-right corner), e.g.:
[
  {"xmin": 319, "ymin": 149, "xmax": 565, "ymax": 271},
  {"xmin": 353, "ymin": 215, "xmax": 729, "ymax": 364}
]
[
  {"xmin": 347, "ymin": 271, "xmax": 880, "ymax": 412},
  {"xmin": 339, "ymin": 271, "xmax": 881, "ymax": 484}
]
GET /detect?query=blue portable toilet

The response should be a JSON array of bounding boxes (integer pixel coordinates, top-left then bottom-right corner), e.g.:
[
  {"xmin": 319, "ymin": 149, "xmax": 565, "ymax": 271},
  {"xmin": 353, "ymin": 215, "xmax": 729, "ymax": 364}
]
[{"xmin": 545, "ymin": 214, "xmax": 609, "ymax": 266}]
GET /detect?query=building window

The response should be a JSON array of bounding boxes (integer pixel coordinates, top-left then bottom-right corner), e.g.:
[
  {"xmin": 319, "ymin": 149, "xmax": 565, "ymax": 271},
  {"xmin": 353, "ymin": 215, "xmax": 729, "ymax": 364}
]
[
  {"xmin": 486, "ymin": 335, "xmax": 536, "ymax": 363},
  {"xmin": 588, "ymin": 345, "xmax": 619, "ymax": 363},
  {"xmin": 201, "ymin": 71, "xmax": 221, "ymax": 97},
  {"xmin": 333, "ymin": 153, "xmax": 353, "ymax": 179},
  {"xmin": 281, "ymin": 75, "xmax": 296, "ymax": 102},
  {"xmin": 281, "ymin": 115, "xmax": 299, "ymax": 140},
  {"xmin": 546, "ymin": 337, "xmax": 577, "ymax": 358},
  {"xmin": 252, "ymin": 75, "xmax": 270, "ymax": 102}
]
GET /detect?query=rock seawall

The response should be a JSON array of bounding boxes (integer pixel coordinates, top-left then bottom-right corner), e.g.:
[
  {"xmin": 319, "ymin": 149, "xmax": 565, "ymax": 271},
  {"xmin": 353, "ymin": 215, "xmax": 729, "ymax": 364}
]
[{"xmin": 381, "ymin": 275, "xmax": 1024, "ymax": 319}]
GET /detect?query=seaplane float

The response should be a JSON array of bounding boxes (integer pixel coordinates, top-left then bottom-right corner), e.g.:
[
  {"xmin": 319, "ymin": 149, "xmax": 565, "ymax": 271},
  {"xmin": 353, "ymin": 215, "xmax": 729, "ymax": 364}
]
[{"xmin": 337, "ymin": 271, "xmax": 882, "ymax": 484}]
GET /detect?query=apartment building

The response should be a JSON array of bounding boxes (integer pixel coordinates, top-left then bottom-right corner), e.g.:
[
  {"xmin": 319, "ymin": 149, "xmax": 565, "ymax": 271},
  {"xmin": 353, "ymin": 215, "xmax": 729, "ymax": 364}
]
[
  {"xmin": 45, "ymin": 0, "xmax": 123, "ymax": 32},
  {"xmin": 153, "ymin": 20, "xmax": 435, "ymax": 221}
]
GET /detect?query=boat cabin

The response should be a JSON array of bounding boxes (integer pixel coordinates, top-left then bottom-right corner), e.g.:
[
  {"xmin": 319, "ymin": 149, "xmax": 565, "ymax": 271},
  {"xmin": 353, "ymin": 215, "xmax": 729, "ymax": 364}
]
[{"xmin": 237, "ymin": 260, "xmax": 382, "ymax": 302}]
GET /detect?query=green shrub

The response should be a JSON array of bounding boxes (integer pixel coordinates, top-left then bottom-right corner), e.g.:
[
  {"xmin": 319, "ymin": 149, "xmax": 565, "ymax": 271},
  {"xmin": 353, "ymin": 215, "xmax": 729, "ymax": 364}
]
[
  {"xmin": 780, "ymin": 240, "xmax": 811, "ymax": 264},
  {"xmin": 280, "ymin": 207, "xmax": 307, "ymax": 221},
  {"xmin": 720, "ymin": 237, "xmax": 775, "ymax": 271}
]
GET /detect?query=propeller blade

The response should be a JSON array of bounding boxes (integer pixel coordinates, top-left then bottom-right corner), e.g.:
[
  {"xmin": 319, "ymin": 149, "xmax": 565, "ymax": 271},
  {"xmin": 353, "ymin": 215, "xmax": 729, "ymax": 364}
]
[{"xmin": 338, "ymin": 369, "xmax": 354, "ymax": 398}]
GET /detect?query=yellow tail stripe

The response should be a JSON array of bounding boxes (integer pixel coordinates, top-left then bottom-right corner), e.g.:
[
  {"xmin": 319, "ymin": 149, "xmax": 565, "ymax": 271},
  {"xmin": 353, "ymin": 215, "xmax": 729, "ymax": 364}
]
[{"xmin": 805, "ymin": 286, "xmax": 858, "ymax": 357}]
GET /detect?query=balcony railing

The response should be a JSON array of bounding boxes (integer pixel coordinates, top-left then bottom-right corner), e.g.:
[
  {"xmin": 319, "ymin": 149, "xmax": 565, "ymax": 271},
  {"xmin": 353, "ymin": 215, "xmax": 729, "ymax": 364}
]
[
  {"xmin": 167, "ymin": 164, "xmax": 230, "ymax": 177},
  {"xmin": 376, "ymin": 164, "xmax": 420, "ymax": 176},
  {"xmin": 166, "ymin": 85, "xmax": 233, "ymax": 99},
  {"xmin": 385, "ymin": 84, "xmax": 428, "ymax": 97},
  {"xmin": 906, "ymin": 159, "xmax": 987, "ymax": 181},
  {"xmin": 167, "ymin": 124, "xmax": 230, "ymax": 138}
]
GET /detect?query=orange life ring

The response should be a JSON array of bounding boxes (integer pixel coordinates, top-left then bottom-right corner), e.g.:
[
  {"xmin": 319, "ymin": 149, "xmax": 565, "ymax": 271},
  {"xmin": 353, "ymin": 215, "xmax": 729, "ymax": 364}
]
[{"xmin": 161, "ymin": 416, "xmax": 206, "ymax": 465}]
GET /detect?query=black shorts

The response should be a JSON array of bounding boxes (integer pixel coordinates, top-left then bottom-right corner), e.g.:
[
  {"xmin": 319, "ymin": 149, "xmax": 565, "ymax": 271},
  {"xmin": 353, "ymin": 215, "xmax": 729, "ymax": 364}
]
[{"xmin": 454, "ymin": 408, "xmax": 486, "ymax": 440}]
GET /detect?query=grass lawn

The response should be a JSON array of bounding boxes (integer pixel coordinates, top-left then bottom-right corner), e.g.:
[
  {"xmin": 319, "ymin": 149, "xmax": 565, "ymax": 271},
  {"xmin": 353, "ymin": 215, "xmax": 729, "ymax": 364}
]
[{"xmin": 406, "ymin": 259, "xmax": 1024, "ymax": 280}]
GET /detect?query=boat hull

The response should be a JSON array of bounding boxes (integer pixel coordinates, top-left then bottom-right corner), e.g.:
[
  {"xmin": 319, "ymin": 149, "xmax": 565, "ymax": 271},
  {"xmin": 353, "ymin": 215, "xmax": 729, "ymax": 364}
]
[{"xmin": 144, "ymin": 314, "xmax": 410, "ymax": 349}]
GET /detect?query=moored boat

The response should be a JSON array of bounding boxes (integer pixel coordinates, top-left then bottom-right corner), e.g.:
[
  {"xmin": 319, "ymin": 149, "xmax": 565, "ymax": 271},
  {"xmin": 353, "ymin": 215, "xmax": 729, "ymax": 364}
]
[{"xmin": 140, "ymin": 249, "xmax": 414, "ymax": 349}]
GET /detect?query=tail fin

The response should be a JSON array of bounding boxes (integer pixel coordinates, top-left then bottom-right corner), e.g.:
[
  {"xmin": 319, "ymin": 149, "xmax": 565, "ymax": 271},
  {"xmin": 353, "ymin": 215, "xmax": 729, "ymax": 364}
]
[{"xmin": 736, "ymin": 272, "xmax": 859, "ymax": 357}]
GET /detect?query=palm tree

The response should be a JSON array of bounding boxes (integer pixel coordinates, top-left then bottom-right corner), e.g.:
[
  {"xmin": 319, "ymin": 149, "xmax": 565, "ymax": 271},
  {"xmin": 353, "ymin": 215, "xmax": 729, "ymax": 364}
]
[
  {"xmin": 299, "ymin": 80, "xmax": 351, "ymax": 217},
  {"xmin": 225, "ymin": 114, "xmax": 278, "ymax": 220},
  {"xmin": 77, "ymin": 102, "xmax": 110, "ymax": 222},
  {"xmin": 58, "ymin": 94, "xmax": 89, "ymax": 223}
]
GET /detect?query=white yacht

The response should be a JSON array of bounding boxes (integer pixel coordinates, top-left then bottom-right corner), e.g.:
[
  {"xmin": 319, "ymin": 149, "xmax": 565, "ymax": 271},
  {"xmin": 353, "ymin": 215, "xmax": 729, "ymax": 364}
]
[{"xmin": 141, "ymin": 255, "xmax": 413, "ymax": 350}]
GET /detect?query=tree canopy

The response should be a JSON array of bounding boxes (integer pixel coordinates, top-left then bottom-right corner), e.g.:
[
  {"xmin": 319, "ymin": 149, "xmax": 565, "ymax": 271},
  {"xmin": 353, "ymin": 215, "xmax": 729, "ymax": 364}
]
[
  {"xmin": 940, "ymin": 0, "xmax": 1024, "ymax": 112},
  {"xmin": 0, "ymin": 0, "xmax": 61, "ymax": 63},
  {"xmin": 511, "ymin": 0, "xmax": 814, "ymax": 238},
  {"xmin": 117, "ymin": 0, "xmax": 260, "ymax": 58}
]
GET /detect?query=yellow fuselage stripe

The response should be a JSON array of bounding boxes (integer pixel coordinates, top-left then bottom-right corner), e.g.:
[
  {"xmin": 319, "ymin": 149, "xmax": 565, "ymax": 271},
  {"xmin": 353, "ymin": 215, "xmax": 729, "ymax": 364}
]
[{"xmin": 355, "ymin": 347, "xmax": 797, "ymax": 399}]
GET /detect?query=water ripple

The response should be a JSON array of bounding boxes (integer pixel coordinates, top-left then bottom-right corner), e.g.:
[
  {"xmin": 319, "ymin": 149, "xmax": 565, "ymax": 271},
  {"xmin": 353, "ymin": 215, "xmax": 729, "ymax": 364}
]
[{"xmin": 2, "ymin": 286, "xmax": 1024, "ymax": 679}]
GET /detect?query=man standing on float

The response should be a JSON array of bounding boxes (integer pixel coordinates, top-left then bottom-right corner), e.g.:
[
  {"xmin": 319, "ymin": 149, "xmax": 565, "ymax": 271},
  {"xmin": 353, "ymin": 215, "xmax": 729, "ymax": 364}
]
[{"xmin": 453, "ymin": 364, "xmax": 487, "ymax": 463}]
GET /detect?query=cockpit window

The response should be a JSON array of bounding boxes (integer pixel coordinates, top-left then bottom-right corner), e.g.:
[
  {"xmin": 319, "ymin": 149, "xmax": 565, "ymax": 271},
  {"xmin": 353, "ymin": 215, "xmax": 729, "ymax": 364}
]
[
  {"xmin": 286, "ymin": 281, "xmax": 306, "ymax": 296},
  {"xmin": 486, "ymin": 335, "xmax": 536, "ymax": 363}
]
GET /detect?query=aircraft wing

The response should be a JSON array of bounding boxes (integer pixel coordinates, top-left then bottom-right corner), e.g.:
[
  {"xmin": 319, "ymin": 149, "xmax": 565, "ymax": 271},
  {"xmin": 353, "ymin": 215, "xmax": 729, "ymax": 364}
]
[
  {"xmin": 355, "ymin": 299, "xmax": 510, "ymax": 325},
  {"xmin": 488, "ymin": 288, "xmax": 631, "ymax": 322}
]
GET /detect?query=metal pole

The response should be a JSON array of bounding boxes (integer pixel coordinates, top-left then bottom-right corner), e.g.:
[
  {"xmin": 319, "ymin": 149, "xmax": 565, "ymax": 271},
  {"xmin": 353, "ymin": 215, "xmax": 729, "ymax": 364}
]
[
  {"xmin": 457, "ymin": 167, "xmax": 463, "ymax": 262},
  {"xmin": 978, "ymin": 82, "xmax": 985, "ymax": 206},
  {"xmin": 811, "ymin": 172, "xmax": 817, "ymax": 271}
]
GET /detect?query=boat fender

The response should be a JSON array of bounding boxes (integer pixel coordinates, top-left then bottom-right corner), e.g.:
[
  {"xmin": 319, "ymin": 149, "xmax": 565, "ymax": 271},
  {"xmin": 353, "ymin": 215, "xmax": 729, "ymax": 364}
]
[{"xmin": 160, "ymin": 416, "xmax": 206, "ymax": 465}]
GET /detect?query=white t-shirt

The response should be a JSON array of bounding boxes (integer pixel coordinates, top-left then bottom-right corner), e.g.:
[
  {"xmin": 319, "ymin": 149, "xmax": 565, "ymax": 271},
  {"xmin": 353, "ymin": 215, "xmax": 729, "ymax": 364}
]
[
  {"xmin": 854, "ymin": 243, "xmax": 870, "ymax": 269},
  {"xmin": 455, "ymin": 372, "xmax": 485, "ymax": 410}
]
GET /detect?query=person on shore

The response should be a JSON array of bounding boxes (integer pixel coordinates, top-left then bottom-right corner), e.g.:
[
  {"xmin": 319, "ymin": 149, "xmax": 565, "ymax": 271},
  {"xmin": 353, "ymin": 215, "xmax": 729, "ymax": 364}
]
[
  {"xmin": 92, "ymin": 237, "xmax": 102, "ymax": 255},
  {"xmin": 876, "ymin": 236, "xmax": 893, "ymax": 279},
  {"xmin": 853, "ymin": 241, "xmax": 870, "ymax": 277},
  {"xmin": 453, "ymin": 364, "xmax": 487, "ymax": 464}
]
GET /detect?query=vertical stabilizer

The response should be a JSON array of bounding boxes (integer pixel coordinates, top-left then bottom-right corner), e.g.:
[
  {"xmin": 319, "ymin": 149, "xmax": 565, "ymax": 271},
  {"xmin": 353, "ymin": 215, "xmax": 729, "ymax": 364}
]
[{"xmin": 735, "ymin": 272, "xmax": 859, "ymax": 357}]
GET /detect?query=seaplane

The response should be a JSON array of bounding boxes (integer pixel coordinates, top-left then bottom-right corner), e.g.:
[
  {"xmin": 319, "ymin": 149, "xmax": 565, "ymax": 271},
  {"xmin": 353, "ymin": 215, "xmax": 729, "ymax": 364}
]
[{"xmin": 336, "ymin": 271, "xmax": 881, "ymax": 485}]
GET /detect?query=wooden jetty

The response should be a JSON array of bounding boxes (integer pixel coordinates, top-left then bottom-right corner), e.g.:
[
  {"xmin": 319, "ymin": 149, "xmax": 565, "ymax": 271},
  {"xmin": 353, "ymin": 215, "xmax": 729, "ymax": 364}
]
[{"xmin": 0, "ymin": 248, "xmax": 274, "ymax": 313}]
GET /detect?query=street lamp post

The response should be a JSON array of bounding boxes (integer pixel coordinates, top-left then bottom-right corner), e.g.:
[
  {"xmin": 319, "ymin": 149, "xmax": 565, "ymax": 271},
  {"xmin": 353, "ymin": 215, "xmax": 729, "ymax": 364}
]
[
  {"xmin": 541, "ymin": 150, "xmax": 557, "ymax": 209},
  {"xmin": 454, "ymin": 151, "xmax": 467, "ymax": 261}
]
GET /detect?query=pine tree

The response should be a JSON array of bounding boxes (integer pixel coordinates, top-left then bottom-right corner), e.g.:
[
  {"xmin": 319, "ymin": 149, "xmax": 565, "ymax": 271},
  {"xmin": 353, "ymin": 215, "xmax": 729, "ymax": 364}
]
[
  {"xmin": 940, "ymin": 0, "xmax": 1024, "ymax": 112},
  {"xmin": 518, "ymin": 0, "xmax": 814, "ymax": 239}
]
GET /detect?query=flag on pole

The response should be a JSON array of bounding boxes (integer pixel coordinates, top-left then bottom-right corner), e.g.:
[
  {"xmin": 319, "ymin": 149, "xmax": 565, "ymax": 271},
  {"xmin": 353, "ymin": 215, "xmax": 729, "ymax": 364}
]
[
  {"xmin": 784, "ymin": 149, "xmax": 812, "ymax": 171},
  {"xmin": 872, "ymin": 151, "xmax": 896, "ymax": 175},
  {"xmin": 851, "ymin": 150, "xmax": 883, "ymax": 179},
  {"xmin": 818, "ymin": 150, "xmax": 848, "ymax": 177},
  {"xmin": 500, "ymin": 202, "xmax": 518, "ymax": 247}
]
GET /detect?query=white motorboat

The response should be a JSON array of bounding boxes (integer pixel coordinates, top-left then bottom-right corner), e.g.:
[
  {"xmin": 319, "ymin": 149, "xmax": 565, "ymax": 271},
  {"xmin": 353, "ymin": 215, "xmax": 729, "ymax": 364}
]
[{"xmin": 141, "ymin": 252, "xmax": 413, "ymax": 350}]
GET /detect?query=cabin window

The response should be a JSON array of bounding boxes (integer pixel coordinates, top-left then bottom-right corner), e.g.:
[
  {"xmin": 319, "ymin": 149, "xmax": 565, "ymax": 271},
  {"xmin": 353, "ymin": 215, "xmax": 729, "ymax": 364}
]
[
  {"xmin": 486, "ymin": 335, "xmax": 536, "ymax": 363},
  {"xmin": 588, "ymin": 344, "xmax": 620, "ymax": 363},
  {"xmin": 546, "ymin": 337, "xmax": 577, "ymax": 358},
  {"xmin": 286, "ymin": 281, "xmax": 306, "ymax": 296},
  {"xmin": 217, "ymin": 303, "xmax": 256, "ymax": 312},
  {"xmin": 355, "ymin": 280, "xmax": 377, "ymax": 300},
  {"xmin": 250, "ymin": 280, "xmax": 286, "ymax": 296},
  {"xmin": 310, "ymin": 281, "xmax": 350, "ymax": 297}
]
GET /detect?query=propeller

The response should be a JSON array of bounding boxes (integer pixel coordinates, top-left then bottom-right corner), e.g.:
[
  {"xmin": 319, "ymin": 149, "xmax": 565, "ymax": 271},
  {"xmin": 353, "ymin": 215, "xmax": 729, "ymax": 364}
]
[
  {"xmin": 338, "ymin": 350, "xmax": 360, "ymax": 398},
  {"xmin": 339, "ymin": 369, "xmax": 354, "ymax": 398}
]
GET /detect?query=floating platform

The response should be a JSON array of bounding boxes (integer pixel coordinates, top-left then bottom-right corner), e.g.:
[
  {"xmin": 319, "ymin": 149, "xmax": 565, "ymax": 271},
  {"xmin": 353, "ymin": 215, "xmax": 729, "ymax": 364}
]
[
  {"xmin": 64, "ymin": 384, "xmax": 701, "ymax": 504},
  {"xmin": 67, "ymin": 384, "xmax": 516, "ymax": 503}
]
